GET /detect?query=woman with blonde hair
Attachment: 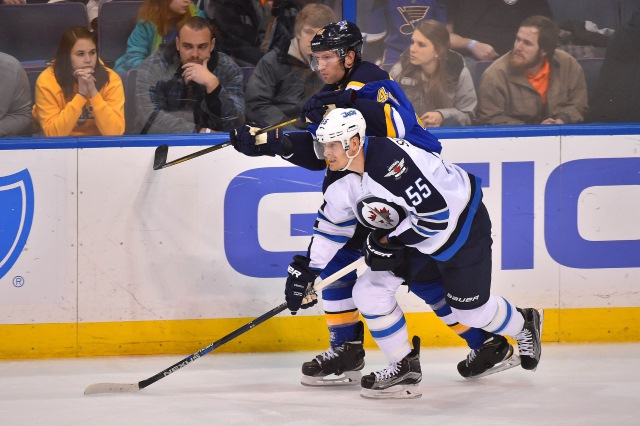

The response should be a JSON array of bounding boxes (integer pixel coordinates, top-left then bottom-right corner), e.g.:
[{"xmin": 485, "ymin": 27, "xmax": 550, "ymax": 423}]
[
  {"xmin": 33, "ymin": 26, "xmax": 125, "ymax": 136},
  {"xmin": 114, "ymin": 0, "xmax": 203, "ymax": 74},
  {"xmin": 390, "ymin": 19, "xmax": 477, "ymax": 127}
]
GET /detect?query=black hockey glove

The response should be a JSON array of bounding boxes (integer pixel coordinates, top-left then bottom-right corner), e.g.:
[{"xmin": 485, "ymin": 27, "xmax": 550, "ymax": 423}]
[
  {"xmin": 300, "ymin": 89, "xmax": 357, "ymax": 124},
  {"xmin": 363, "ymin": 229, "xmax": 406, "ymax": 271},
  {"xmin": 229, "ymin": 125, "xmax": 283, "ymax": 157},
  {"xmin": 285, "ymin": 255, "xmax": 319, "ymax": 315}
]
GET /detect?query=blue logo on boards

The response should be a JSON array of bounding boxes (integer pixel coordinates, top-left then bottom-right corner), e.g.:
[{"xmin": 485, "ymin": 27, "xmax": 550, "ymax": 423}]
[
  {"xmin": 0, "ymin": 169, "xmax": 35, "ymax": 280},
  {"xmin": 224, "ymin": 167, "xmax": 324, "ymax": 278},
  {"xmin": 224, "ymin": 159, "xmax": 640, "ymax": 278}
]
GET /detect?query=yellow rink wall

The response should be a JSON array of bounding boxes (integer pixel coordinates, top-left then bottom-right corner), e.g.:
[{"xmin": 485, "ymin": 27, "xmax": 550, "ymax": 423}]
[{"xmin": 1, "ymin": 307, "xmax": 639, "ymax": 359}]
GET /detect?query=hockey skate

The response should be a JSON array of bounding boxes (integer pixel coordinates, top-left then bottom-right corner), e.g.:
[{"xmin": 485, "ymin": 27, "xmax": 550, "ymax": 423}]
[
  {"xmin": 360, "ymin": 335, "xmax": 422, "ymax": 399},
  {"xmin": 514, "ymin": 308, "xmax": 543, "ymax": 371},
  {"xmin": 300, "ymin": 322, "xmax": 365, "ymax": 386},
  {"xmin": 457, "ymin": 334, "xmax": 521, "ymax": 379}
]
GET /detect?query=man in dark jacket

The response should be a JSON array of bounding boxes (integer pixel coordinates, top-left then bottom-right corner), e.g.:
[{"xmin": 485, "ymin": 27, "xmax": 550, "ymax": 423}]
[
  {"xmin": 244, "ymin": 3, "xmax": 336, "ymax": 128},
  {"xmin": 134, "ymin": 17, "xmax": 245, "ymax": 134},
  {"xmin": 589, "ymin": 10, "xmax": 640, "ymax": 123}
]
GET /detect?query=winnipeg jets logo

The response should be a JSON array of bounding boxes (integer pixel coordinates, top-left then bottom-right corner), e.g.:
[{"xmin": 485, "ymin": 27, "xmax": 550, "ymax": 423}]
[
  {"xmin": 363, "ymin": 201, "xmax": 394, "ymax": 228},
  {"xmin": 356, "ymin": 196, "xmax": 408, "ymax": 230},
  {"xmin": 397, "ymin": 6, "xmax": 430, "ymax": 35},
  {"xmin": 384, "ymin": 158, "xmax": 408, "ymax": 179}
]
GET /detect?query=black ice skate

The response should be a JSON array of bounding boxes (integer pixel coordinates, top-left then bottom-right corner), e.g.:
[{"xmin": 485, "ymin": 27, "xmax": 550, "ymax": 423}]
[
  {"xmin": 360, "ymin": 335, "xmax": 422, "ymax": 399},
  {"xmin": 457, "ymin": 334, "xmax": 521, "ymax": 379},
  {"xmin": 300, "ymin": 321, "xmax": 365, "ymax": 386},
  {"xmin": 514, "ymin": 308, "xmax": 543, "ymax": 371}
]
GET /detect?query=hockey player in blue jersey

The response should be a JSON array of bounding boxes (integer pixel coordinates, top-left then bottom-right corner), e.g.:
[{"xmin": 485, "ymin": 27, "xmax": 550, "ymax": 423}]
[
  {"xmin": 296, "ymin": 107, "xmax": 543, "ymax": 398},
  {"xmin": 231, "ymin": 20, "xmax": 520, "ymax": 388}
]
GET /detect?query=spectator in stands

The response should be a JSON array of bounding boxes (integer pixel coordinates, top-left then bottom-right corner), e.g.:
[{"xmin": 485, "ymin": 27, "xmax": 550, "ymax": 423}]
[
  {"xmin": 589, "ymin": 10, "xmax": 640, "ymax": 123},
  {"xmin": 114, "ymin": 0, "xmax": 203, "ymax": 75},
  {"xmin": 390, "ymin": 19, "xmax": 476, "ymax": 127},
  {"xmin": 0, "ymin": 52, "xmax": 32, "ymax": 137},
  {"xmin": 244, "ymin": 3, "xmax": 335, "ymax": 128},
  {"xmin": 48, "ymin": 0, "xmax": 111, "ymax": 29},
  {"xmin": 207, "ymin": 0, "xmax": 272, "ymax": 66},
  {"xmin": 133, "ymin": 16, "xmax": 244, "ymax": 134},
  {"xmin": 362, "ymin": 0, "xmax": 447, "ymax": 67},
  {"xmin": 476, "ymin": 15, "xmax": 588, "ymax": 125},
  {"xmin": 33, "ymin": 27, "xmax": 125, "ymax": 136},
  {"xmin": 445, "ymin": 0, "xmax": 553, "ymax": 66}
]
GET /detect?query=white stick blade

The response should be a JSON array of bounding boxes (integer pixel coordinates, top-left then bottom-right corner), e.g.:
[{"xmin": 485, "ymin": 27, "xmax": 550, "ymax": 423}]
[{"xmin": 84, "ymin": 382, "xmax": 140, "ymax": 395}]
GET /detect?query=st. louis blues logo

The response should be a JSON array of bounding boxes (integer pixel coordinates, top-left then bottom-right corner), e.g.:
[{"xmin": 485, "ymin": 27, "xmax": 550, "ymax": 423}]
[
  {"xmin": 0, "ymin": 169, "xmax": 34, "ymax": 280},
  {"xmin": 355, "ymin": 195, "xmax": 408, "ymax": 230},
  {"xmin": 384, "ymin": 158, "xmax": 408, "ymax": 179},
  {"xmin": 397, "ymin": 6, "xmax": 430, "ymax": 35}
]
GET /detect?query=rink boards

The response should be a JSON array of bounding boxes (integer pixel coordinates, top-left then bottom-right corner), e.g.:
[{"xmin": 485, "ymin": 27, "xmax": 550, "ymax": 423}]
[{"xmin": 0, "ymin": 125, "xmax": 639, "ymax": 358}]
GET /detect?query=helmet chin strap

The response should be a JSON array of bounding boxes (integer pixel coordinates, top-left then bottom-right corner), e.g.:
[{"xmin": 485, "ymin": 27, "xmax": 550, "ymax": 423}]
[{"xmin": 339, "ymin": 143, "xmax": 362, "ymax": 172}]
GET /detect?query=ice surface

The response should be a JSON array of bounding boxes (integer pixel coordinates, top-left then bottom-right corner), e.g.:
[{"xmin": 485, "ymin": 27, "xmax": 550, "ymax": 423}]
[{"xmin": 1, "ymin": 343, "xmax": 638, "ymax": 426}]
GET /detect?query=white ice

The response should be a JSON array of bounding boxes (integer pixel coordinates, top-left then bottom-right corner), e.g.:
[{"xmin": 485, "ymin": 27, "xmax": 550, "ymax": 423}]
[{"xmin": 1, "ymin": 343, "xmax": 639, "ymax": 426}]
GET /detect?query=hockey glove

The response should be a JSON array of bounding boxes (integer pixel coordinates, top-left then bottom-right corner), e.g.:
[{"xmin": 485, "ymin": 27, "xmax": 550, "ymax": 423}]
[
  {"xmin": 363, "ymin": 229, "xmax": 406, "ymax": 271},
  {"xmin": 300, "ymin": 89, "xmax": 357, "ymax": 124},
  {"xmin": 229, "ymin": 125, "xmax": 283, "ymax": 157},
  {"xmin": 285, "ymin": 255, "xmax": 319, "ymax": 315}
]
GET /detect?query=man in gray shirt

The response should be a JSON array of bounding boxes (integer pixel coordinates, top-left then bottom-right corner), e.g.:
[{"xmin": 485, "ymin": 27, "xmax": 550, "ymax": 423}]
[{"xmin": 0, "ymin": 52, "xmax": 32, "ymax": 137}]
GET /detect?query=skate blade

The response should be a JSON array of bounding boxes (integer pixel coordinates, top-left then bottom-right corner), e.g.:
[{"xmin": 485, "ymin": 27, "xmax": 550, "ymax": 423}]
[
  {"xmin": 300, "ymin": 370, "xmax": 361, "ymax": 387},
  {"xmin": 360, "ymin": 384, "xmax": 422, "ymax": 399},
  {"xmin": 465, "ymin": 353, "xmax": 522, "ymax": 379},
  {"xmin": 529, "ymin": 309, "xmax": 544, "ymax": 372}
]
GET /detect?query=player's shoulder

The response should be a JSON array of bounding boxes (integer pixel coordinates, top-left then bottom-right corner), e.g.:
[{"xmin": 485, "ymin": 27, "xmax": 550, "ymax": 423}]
[
  {"xmin": 323, "ymin": 169, "xmax": 359, "ymax": 192},
  {"xmin": 364, "ymin": 137, "xmax": 413, "ymax": 169},
  {"xmin": 348, "ymin": 61, "xmax": 390, "ymax": 84}
]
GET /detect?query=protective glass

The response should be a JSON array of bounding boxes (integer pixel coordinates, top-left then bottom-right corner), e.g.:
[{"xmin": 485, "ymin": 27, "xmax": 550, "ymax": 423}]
[{"xmin": 309, "ymin": 52, "xmax": 341, "ymax": 71}]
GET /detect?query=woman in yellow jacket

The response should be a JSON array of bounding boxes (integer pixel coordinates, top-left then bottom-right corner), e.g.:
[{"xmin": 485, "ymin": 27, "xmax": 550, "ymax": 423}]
[{"xmin": 33, "ymin": 26, "xmax": 125, "ymax": 137}]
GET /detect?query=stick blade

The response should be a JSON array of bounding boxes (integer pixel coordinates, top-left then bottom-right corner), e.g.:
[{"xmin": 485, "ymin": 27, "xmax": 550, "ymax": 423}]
[
  {"xmin": 153, "ymin": 144, "xmax": 169, "ymax": 170},
  {"xmin": 84, "ymin": 382, "xmax": 140, "ymax": 395}
]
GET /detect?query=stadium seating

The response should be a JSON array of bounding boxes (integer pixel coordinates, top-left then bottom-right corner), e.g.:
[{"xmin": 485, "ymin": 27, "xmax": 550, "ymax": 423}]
[
  {"xmin": 471, "ymin": 61, "xmax": 493, "ymax": 90},
  {"xmin": 577, "ymin": 57, "xmax": 605, "ymax": 103},
  {"xmin": 124, "ymin": 69, "xmax": 138, "ymax": 134},
  {"xmin": 240, "ymin": 66, "xmax": 255, "ymax": 90},
  {"xmin": 0, "ymin": 3, "xmax": 89, "ymax": 67},
  {"xmin": 97, "ymin": 1, "xmax": 143, "ymax": 68},
  {"xmin": 548, "ymin": 0, "xmax": 621, "ymax": 30}
]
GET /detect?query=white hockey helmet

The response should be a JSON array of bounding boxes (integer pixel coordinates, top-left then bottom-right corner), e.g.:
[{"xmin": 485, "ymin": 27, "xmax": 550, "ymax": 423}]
[
  {"xmin": 314, "ymin": 107, "xmax": 366, "ymax": 156},
  {"xmin": 314, "ymin": 108, "xmax": 367, "ymax": 171}
]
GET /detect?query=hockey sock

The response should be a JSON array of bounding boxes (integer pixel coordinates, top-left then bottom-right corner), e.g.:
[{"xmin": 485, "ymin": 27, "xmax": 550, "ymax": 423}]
[
  {"xmin": 321, "ymin": 281, "xmax": 359, "ymax": 347},
  {"xmin": 319, "ymin": 247, "xmax": 361, "ymax": 347},
  {"xmin": 453, "ymin": 295, "xmax": 525, "ymax": 337},
  {"xmin": 411, "ymin": 281, "xmax": 487, "ymax": 350},
  {"xmin": 362, "ymin": 303, "xmax": 411, "ymax": 363}
]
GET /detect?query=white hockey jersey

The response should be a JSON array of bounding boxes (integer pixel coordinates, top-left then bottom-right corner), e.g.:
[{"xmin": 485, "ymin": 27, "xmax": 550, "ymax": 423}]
[{"xmin": 308, "ymin": 136, "xmax": 483, "ymax": 270}]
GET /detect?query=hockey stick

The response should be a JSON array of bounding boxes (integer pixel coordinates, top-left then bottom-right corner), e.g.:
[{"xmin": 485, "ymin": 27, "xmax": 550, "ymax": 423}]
[
  {"xmin": 152, "ymin": 118, "xmax": 298, "ymax": 170},
  {"xmin": 83, "ymin": 256, "xmax": 365, "ymax": 395}
]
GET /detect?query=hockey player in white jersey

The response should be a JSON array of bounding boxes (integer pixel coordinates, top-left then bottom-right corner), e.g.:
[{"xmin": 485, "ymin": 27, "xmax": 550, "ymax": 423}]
[{"xmin": 288, "ymin": 107, "xmax": 543, "ymax": 399}]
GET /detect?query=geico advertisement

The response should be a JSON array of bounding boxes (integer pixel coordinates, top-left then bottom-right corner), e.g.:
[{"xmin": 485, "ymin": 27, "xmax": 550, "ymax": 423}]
[{"xmin": 0, "ymin": 134, "xmax": 638, "ymax": 324}]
